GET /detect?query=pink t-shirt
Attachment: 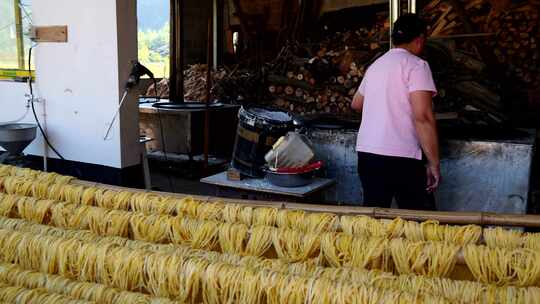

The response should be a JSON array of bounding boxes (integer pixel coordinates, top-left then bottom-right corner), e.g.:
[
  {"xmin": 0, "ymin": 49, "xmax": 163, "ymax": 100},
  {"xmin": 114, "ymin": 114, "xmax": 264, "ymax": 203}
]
[{"xmin": 355, "ymin": 48, "xmax": 437, "ymax": 160}]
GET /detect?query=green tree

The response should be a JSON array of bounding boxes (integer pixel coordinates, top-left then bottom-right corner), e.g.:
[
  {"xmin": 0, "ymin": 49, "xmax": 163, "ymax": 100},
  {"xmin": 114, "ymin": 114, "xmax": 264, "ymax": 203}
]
[
  {"xmin": 138, "ymin": 22, "xmax": 169, "ymax": 77},
  {"xmin": 0, "ymin": 1, "xmax": 18, "ymax": 68}
]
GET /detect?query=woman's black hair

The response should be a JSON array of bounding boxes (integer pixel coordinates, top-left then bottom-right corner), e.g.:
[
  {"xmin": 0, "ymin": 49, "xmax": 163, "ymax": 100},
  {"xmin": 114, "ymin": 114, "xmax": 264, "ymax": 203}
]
[{"xmin": 391, "ymin": 13, "xmax": 427, "ymax": 45}]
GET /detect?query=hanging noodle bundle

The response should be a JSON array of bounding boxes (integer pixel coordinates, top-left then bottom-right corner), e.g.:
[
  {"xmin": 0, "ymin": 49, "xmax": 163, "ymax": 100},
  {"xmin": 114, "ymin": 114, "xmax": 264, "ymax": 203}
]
[
  {"xmin": 3, "ymin": 187, "xmax": 540, "ymax": 286},
  {"xmin": 0, "ymin": 262, "xmax": 176, "ymax": 304},
  {"xmin": 0, "ymin": 226, "xmax": 455, "ymax": 303},
  {"xmin": 3, "ymin": 165, "xmax": 540, "ymax": 303},
  {"xmin": 1, "ymin": 214, "xmax": 540, "ymax": 303},
  {"xmin": 2, "ymin": 170, "xmax": 531, "ymax": 251}
]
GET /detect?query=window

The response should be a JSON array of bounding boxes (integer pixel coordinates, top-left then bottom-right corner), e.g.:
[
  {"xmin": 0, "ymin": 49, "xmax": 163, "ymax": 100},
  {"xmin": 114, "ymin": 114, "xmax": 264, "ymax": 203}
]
[
  {"xmin": 0, "ymin": 0, "xmax": 33, "ymax": 80},
  {"xmin": 137, "ymin": 0, "xmax": 170, "ymax": 78}
]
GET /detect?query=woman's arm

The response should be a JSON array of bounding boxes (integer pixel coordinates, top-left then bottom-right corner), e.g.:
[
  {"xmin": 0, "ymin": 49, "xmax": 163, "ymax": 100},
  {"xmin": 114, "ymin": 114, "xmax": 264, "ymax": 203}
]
[
  {"xmin": 351, "ymin": 93, "xmax": 364, "ymax": 112},
  {"xmin": 410, "ymin": 90, "xmax": 440, "ymax": 192}
]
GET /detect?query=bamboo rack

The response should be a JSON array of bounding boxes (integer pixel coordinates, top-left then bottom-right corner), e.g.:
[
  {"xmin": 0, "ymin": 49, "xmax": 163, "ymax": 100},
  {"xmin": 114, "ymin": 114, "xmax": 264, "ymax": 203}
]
[{"xmin": 72, "ymin": 180, "xmax": 540, "ymax": 228}]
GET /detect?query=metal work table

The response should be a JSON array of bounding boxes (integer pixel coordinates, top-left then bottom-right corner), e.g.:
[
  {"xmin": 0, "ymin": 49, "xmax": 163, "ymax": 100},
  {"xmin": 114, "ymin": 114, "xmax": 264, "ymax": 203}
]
[
  {"xmin": 139, "ymin": 100, "xmax": 240, "ymax": 114},
  {"xmin": 139, "ymin": 100, "xmax": 240, "ymax": 157},
  {"xmin": 306, "ymin": 127, "xmax": 536, "ymax": 214},
  {"xmin": 201, "ymin": 171, "xmax": 335, "ymax": 202}
]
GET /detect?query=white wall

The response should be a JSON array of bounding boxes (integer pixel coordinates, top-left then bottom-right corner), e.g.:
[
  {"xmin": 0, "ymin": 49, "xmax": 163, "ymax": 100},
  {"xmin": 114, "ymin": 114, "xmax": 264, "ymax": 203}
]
[
  {"xmin": 0, "ymin": 82, "xmax": 42, "ymax": 152},
  {"xmin": 0, "ymin": 0, "xmax": 139, "ymax": 169}
]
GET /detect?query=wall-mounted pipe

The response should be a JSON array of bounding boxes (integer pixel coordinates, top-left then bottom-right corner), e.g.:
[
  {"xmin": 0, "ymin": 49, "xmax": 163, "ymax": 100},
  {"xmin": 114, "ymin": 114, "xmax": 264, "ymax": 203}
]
[
  {"xmin": 408, "ymin": 0, "xmax": 416, "ymax": 13},
  {"xmin": 213, "ymin": 0, "xmax": 218, "ymax": 69},
  {"xmin": 389, "ymin": 0, "xmax": 400, "ymax": 48}
]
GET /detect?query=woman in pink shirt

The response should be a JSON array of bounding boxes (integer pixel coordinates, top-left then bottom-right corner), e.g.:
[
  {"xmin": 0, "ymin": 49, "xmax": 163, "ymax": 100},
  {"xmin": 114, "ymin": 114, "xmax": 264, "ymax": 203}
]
[{"xmin": 351, "ymin": 14, "xmax": 440, "ymax": 210}]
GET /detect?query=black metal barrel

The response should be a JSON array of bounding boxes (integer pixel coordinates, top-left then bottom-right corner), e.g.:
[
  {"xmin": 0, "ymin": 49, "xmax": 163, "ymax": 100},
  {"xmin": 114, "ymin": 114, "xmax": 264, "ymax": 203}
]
[{"xmin": 231, "ymin": 106, "xmax": 294, "ymax": 177}]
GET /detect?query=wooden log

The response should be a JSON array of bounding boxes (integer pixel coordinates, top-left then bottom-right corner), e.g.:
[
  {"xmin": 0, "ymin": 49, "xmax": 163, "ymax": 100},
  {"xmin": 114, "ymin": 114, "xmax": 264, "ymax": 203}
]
[
  {"xmin": 431, "ymin": 7, "xmax": 452, "ymax": 37},
  {"xmin": 275, "ymin": 98, "xmax": 285, "ymax": 107},
  {"xmin": 319, "ymin": 95, "xmax": 328, "ymax": 105},
  {"xmin": 268, "ymin": 74, "xmax": 315, "ymax": 91},
  {"xmin": 424, "ymin": 0, "xmax": 442, "ymax": 11},
  {"xmin": 285, "ymin": 86, "xmax": 294, "ymax": 95},
  {"xmin": 465, "ymin": 0, "xmax": 484, "ymax": 10},
  {"xmin": 453, "ymin": 51, "xmax": 486, "ymax": 73},
  {"xmin": 454, "ymin": 81, "xmax": 502, "ymax": 110}
]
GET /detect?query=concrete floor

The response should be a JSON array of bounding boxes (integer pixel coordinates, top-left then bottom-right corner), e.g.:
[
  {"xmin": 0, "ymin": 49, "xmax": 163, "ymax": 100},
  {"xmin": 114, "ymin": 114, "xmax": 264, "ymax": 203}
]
[
  {"xmin": 150, "ymin": 168, "xmax": 215, "ymax": 195},
  {"xmin": 147, "ymin": 158, "xmax": 221, "ymax": 196}
]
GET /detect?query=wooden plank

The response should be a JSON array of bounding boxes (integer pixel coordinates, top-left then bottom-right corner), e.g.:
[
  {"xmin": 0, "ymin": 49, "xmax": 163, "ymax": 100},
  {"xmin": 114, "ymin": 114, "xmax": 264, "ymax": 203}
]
[{"xmin": 32, "ymin": 26, "xmax": 68, "ymax": 43}]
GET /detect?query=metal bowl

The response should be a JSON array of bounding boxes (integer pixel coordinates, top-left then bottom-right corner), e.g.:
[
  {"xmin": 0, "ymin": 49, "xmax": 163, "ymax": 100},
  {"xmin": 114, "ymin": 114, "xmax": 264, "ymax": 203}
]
[
  {"xmin": 0, "ymin": 123, "xmax": 37, "ymax": 155},
  {"xmin": 264, "ymin": 168, "xmax": 316, "ymax": 188}
]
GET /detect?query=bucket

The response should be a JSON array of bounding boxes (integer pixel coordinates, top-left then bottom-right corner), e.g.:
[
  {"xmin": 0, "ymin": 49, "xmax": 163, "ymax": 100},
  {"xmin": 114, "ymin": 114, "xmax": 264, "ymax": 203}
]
[{"xmin": 231, "ymin": 106, "xmax": 294, "ymax": 177}]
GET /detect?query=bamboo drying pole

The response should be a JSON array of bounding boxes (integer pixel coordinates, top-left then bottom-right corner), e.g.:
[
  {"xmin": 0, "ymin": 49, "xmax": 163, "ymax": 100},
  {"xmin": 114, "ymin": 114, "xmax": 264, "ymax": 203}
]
[{"xmin": 72, "ymin": 180, "xmax": 540, "ymax": 228}]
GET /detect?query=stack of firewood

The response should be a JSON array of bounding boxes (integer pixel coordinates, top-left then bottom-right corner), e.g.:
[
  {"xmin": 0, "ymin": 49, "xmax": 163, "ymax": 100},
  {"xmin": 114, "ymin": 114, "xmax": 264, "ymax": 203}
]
[
  {"xmin": 266, "ymin": 57, "xmax": 365, "ymax": 115},
  {"xmin": 183, "ymin": 64, "xmax": 211, "ymax": 101},
  {"xmin": 266, "ymin": 18, "xmax": 388, "ymax": 117},
  {"xmin": 212, "ymin": 68, "xmax": 261, "ymax": 103},
  {"xmin": 423, "ymin": 0, "xmax": 540, "ymax": 89},
  {"xmin": 487, "ymin": 3, "xmax": 540, "ymax": 88},
  {"xmin": 421, "ymin": 0, "xmax": 540, "ymax": 125},
  {"xmin": 423, "ymin": 0, "xmax": 492, "ymax": 36},
  {"xmin": 145, "ymin": 64, "xmax": 228, "ymax": 101},
  {"xmin": 183, "ymin": 64, "xmax": 228, "ymax": 101},
  {"xmin": 146, "ymin": 78, "xmax": 170, "ymax": 98}
]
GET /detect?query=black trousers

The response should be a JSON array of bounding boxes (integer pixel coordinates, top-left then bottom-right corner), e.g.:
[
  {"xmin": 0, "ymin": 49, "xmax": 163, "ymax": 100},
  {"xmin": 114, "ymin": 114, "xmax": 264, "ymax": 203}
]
[{"xmin": 357, "ymin": 152, "xmax": 436, "ymax": 210}]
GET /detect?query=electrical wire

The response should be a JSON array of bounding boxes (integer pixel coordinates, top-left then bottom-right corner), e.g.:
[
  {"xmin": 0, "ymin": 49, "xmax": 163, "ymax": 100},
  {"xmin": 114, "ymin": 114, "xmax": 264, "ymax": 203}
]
[
  {"xmin": 27, "ymin": 45, "xmax": 83, "ymax": 179},
  {"xmin": 28, "ymin": 45, "xmax": 65, "ymax": 161}
]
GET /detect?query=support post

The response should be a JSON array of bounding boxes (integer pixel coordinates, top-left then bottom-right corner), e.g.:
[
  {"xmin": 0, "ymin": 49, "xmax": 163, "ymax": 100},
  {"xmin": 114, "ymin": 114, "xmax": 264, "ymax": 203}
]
[
  {"xmin": 204, "ymin": 16, "xmax": 213, "ymax": 169},
  {"xmin": 213, "ymin": 0, "xmax": 218, "ymax": 69},
  {"xmin": 408, "ymin": 0, "xmax": 416, "ymax": 13},
  {"xmin": 389, "ymin": 0, "xmax": 400, "ymax": 48},
  {"xmin": 169, "ymin": 0, "xmax": 184, "ymax": 103},
  {"xmin": 13, "ymin": 0, "xmax": 25, "ymax": 69}
]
